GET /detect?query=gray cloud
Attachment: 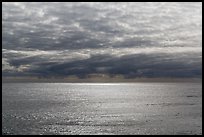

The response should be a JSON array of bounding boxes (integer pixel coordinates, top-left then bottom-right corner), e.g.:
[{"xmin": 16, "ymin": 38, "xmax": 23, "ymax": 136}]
[{"xmin": 2, "ymin": 2, "xmax": 202, "ymax": 78}]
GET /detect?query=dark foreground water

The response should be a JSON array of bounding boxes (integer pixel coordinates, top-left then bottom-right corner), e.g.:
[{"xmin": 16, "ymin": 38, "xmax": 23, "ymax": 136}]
[{"xmin": 2, "ymin": 83, "xmax": 202, "ymax": 135}]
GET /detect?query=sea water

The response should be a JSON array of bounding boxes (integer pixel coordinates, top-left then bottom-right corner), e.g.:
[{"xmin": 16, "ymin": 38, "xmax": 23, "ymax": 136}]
[{"xmin": 2, "ymin": 83, "xmax": 202, "ymax": 135}]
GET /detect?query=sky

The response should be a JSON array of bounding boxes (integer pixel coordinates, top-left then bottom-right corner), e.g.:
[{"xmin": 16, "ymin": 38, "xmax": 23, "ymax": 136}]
[{"xmin": 2, "ymin": 2, "xmax": 202, "ymax": 79}]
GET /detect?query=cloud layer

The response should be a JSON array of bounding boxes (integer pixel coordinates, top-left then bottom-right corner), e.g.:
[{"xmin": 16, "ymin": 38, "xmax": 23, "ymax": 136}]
[{"xmin": 2, "ymin": 2, "xmax": 202, "ymax": 78}]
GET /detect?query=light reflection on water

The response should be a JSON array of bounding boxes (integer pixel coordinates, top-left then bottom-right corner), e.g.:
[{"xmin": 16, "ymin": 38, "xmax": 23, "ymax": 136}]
[{"xmin": 2, "ymin": 83, "xmax": 202, "ymax": 135}]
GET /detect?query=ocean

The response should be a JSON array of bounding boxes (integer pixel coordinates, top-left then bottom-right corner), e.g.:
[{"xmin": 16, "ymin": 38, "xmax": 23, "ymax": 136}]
[{"xmin": 2, "ymin": 83, "xmax": 202, "ymax": 135}]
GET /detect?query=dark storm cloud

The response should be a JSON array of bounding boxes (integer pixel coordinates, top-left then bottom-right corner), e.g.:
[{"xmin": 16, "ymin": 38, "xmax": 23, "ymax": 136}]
[
  {"xmin": 2, "ymin": 2, "xmax": 202, "ymax": 78},
  {"xmin": 27, "ymin": 53, "xmax": 202, "ymax": 78}
]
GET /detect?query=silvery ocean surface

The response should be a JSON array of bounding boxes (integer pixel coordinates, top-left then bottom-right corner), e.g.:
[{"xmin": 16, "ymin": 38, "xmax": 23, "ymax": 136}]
[{"xmin": 2, "ymin": 83, "xmax": 202, "ymax": 135}]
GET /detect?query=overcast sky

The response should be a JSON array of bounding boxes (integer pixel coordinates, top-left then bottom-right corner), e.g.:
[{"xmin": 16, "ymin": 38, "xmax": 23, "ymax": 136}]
[{"xmin": 2, "ymin": 2, "xmax": 202, "ymax": 78}]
